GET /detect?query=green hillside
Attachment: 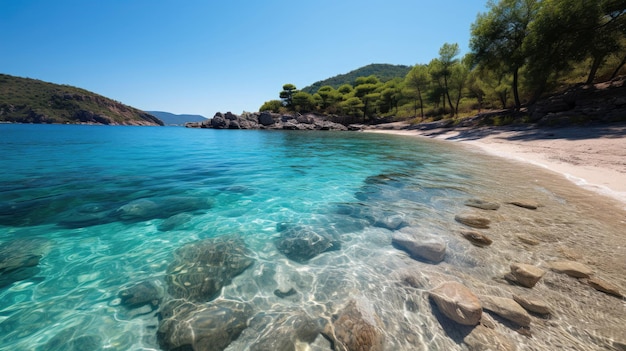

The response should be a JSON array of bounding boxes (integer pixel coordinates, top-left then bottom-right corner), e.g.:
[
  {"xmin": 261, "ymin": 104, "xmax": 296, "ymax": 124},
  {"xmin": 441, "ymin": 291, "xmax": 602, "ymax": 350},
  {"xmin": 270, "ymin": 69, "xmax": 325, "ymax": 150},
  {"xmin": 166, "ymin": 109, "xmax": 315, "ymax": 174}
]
[
  {"xmin": 301, "ymin": 64, "xmax": 411, "ymax": 94},
  {"xmin": 0, "ymin": 74, "xmax": 163, "ymax": 125}
]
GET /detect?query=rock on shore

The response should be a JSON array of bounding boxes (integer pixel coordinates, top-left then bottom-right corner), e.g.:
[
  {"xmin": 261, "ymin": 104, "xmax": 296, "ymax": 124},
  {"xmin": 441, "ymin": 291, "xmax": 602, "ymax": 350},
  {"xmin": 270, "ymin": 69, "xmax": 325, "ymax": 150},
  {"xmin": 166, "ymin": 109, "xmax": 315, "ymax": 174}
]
[{"xmin": 185, "ymin": 111, "xmax": 351, "ymax": 131}]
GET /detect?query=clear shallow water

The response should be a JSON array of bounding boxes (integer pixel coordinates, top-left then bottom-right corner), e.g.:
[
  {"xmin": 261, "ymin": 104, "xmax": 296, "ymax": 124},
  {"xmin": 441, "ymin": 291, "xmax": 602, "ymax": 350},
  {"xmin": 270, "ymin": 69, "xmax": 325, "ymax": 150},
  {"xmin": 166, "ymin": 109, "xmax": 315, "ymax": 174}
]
[{"xmin": 0, "ymin": 124, "xmax": 625, "ymax": 350}]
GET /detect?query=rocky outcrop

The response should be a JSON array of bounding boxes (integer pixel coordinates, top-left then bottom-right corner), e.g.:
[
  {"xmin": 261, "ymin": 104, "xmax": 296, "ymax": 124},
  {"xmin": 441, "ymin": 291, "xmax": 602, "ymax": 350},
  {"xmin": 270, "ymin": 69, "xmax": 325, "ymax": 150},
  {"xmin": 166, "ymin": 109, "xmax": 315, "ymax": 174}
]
[
  {"xmin": 165, "ymin": 235, "xmax": 254, "ymax": 302},
  {"xmin": 429, "ymin": 281, "xmax": 483, "ymax": 326},
  {"xmin": 186, "ymin": 111, "xmax": 349, "ymax": 131},
  {"xmin": 529, "ymin": 76, "xmax": 626, "ymax": 125}
]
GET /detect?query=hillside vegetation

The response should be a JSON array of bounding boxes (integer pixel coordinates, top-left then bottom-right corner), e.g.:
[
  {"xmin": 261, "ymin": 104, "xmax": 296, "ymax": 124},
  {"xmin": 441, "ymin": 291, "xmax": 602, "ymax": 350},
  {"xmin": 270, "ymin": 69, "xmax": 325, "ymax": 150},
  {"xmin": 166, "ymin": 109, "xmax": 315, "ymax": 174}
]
[
  {"xmin": 261, "ymin": 0, "xmax": 626, "ymax": 125},
  {"xmin": 301, "ymin": 64, "xmax": 411, "ymax": 94},
  {"xmin": 0, "ymin": 74, "xmax": 163, "ymax": 125}
]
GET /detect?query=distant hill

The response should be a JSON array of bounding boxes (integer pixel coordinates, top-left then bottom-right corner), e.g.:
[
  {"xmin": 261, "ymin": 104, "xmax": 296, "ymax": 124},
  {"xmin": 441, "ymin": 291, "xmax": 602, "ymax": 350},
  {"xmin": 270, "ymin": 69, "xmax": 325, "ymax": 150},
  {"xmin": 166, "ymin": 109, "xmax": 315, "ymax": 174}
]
[
  {"xmin": 0, "ymin": 74, "xmax": 163, "ymax": 125},
  {"xmin": 301, "ymin": 63, "xmax": 411, "ymax": 94},
  {"xmin": 146, "ymin": 111, "xmax": 207, "ymax": 126}
]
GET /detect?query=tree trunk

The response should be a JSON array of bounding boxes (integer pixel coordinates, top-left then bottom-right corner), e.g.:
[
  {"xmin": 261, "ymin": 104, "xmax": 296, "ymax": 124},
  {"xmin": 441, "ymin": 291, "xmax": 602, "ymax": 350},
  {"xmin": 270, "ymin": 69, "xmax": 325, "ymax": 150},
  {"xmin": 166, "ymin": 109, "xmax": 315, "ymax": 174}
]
[
  {"xmin": 443, "ymin": 75, "xmax": 455, "ymax": 116},
  {"xmin": 512, "ymin": 67, "xmax": 521, "ymax": 111},
  {"xmin": 586, "ymin": 55, "xmax": 603, "ymax": 85},
  {"xmin": 611, "ymin": 53, "xmax": 626, "ymax": 79},
  {"xmin": 418, "ymin": 88, "xmax": 424, "ymax": 119}
]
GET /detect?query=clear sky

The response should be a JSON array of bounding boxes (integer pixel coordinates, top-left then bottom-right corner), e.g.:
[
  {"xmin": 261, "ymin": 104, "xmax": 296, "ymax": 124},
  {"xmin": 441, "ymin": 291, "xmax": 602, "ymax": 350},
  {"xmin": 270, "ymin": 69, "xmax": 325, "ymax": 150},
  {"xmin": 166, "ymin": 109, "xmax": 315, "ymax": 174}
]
[{"xmin": 0, "ymin": 0, "xmax": 488, "ymax": 117}]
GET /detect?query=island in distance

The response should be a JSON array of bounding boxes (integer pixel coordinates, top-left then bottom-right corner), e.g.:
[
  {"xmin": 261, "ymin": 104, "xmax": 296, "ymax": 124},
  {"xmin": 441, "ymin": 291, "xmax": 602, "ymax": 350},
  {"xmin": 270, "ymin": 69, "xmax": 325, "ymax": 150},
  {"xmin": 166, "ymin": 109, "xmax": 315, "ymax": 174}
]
[{"xmin": 146, "ymin": 111, "xmax": 207, "ymax": 126}]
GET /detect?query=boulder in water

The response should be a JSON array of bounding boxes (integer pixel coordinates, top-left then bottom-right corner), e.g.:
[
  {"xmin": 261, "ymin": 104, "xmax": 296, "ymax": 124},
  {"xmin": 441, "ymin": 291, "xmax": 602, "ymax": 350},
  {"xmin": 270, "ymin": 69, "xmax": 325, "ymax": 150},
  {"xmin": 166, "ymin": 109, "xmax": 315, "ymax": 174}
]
[
  {"xmin": 165, "ymin": 235, "xmax": 254, "ymax": 302},
  {"xmin": 119, "ymin": 279, "xmax": 165, "ymax": 308},
  {"xmin": 324, "ymin": 299, "xmax": 385, "ymax": 351},
  {"xmin": 0, "ymin": 237, "xmax": 51, "ymax": 288},
  {"xmin": 157, "ymin": 299, "xmax": 253, "ymax": 351},
  {"xmin": 275, "ymin": 226, "xmax": 341, "ymax": 263},
  {"xmin": 392, "ymin": 229, "xmax": 446, "ymax": 263},
  {"xmin": 429, "ymin": 281, "xmax": 483, "ymax": 326}
]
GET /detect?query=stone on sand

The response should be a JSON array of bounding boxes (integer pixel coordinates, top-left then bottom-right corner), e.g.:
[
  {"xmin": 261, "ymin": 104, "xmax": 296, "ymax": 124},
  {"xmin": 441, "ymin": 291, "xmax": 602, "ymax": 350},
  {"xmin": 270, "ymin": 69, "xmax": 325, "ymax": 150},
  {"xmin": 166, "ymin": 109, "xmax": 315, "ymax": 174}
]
[
  {"xmin": 455, "ymin": 214, "xmax": 491, "ymax": 229},
  {"xmin": 548, "ymin": 261, "xmax": 593, "ymax": 278},
  {"xmin": 585, "ymin": 276, "xmax": 623, "ymax": 298},
  {"xmin": 480, "ymin": 295, "xmax": 531, "ymax": 327},
  {"xmin": 461, "ymin": 230, "xmax": 493, "ymax": 247},
  {"xmin": 392, "ymin": 230, "xmax": 446, "ymax": 263},
  {"xmin": 429, "ymin": 281, "xmax": 482, "ymax": 326},
  {"xmin": 509, "ymin": 263, "xmax": 546, "ymax": 288},
  {"xmin": 512, "ymin": 294, "xmax": 551, "ymax": 315},
  {"xmin": 464, "ymin": 199, "xmax": 500, "ymax": 211}
]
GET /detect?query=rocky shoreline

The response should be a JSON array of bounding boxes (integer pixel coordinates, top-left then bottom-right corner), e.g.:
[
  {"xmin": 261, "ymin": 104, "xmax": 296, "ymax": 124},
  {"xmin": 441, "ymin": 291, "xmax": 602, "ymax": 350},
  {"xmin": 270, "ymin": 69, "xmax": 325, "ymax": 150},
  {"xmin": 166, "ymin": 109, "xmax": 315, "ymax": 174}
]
[{"xmin": 185, "ymin": 111, "xmax": 356, "ymax": 131}]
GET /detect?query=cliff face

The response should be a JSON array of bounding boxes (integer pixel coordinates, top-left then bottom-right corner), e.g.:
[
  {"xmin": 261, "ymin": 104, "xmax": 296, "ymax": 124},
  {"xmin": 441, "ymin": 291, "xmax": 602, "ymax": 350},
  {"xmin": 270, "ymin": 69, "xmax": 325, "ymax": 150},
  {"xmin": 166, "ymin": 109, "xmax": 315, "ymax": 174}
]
[{"xmin": 0, "ymin": 74, "xmax": 163, "ymax": 126}]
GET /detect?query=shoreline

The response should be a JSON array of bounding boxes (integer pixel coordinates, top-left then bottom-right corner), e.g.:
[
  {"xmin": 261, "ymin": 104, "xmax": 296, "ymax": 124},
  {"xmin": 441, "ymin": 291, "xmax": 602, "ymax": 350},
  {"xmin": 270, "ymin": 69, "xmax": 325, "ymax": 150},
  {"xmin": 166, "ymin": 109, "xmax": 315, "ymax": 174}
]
[{"xmin": 364, "ymin": 122, "xmax": 626, "ymax": 205}]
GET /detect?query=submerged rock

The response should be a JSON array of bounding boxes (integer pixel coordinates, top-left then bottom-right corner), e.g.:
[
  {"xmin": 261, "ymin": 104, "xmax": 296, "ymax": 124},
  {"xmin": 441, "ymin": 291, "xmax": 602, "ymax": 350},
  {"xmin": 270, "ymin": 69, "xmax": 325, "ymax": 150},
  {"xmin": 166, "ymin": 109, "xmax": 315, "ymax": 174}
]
[
  {"xmin": 119, "ymin": 279, "xmax": 165, "ymax": 308},
  {"xmin": 507, "ymin": 201, "xmax": 539, "ymax": 210},
  {"xmin": 548, "ymin": 260, "xmax": 593, "ymax": 278},
  {"xmin": 245, "ymin": 309, "xmax": 323, "ymax": 351},
  {"xmin": 455, "ymin": 214, "xmax": 491, "ymax": 229},
  {"xmin": 157, "ymin": 299, "xmax": 253, "ymax": 351},
  {"xmin": 460, "ymin": 230, "xmax": 493, "ymax": 247},
  {"xmin": 325, "ymin": 299, "xmax": 385, "ymax": 351},
  {"xmin": 114, "ymin": 196, "xmax": 212, "ymax": 223},
  {"xmin": 464, "ymin": 199, "xmax": 500, "ymax": 211},
  {"xmin": 0, "ymin": 237, "xmax": 51, "ymax": 288},
  {"xmin": 512, "ymin": 294, "xmax": 551, "ymax": 315},
  {"xmin": 584, "ymin": 276, "xmax": 623, "ymax": 298},
  {"xmin": 165, "ymin": 235, "xmax": 254, "ymax": 302},
  {"xmin": 480, "ymin": 295, "xmax": 531, "ymax": 327},
  {"xmin": 392, "ymin": 230, "xmax": 446, "ymax": 263},
  {"xmin": 464, "ymin": 324, "xmax": 517, "ymax": 351},
  {"xmin": 275, "ymin": 226, "xmax": 341, "ymax": 263},
  {"xmin": 429, "ymin": 281, "xmax": 482, "ymax": 326},
  {"xmin": 508, "ymin": 263, "xmax": 546, "ymax": 288}
]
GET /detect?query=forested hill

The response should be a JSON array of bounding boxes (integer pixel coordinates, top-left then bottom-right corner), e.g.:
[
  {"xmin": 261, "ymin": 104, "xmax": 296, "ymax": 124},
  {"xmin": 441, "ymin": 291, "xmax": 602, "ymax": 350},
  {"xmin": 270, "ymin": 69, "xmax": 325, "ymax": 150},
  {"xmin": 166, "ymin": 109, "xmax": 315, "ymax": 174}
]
[
  {"xmin": 0, "ymin": 74, "xmax": 163, "ymax": 125},
  {"xmin": 301, "ymin": 64, "xmax": 411, "ymax": 94}
]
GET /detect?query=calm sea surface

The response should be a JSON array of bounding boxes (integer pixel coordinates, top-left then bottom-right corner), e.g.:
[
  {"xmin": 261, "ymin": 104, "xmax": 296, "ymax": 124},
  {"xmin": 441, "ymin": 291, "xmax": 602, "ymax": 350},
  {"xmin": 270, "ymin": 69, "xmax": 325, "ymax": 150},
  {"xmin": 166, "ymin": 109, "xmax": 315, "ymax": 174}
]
[{"xmin": 0, "ymin": 124, "xmax": 624, "ymax": 350}]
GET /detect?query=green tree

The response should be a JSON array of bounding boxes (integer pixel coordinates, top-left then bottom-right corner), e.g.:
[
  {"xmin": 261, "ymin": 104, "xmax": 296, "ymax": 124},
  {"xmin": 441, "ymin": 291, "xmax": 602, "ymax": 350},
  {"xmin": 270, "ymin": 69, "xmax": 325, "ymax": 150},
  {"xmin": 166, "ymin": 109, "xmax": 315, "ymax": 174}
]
[
  {"xmin": 353, "ymin": 75, "xmax": 382, "ymax": 119},
  {"xmin": 436, "ymin": 43, "xmax": 460, "ymax": 116},
  {"xmin": 279, "ymin": 83, "xmax": 297, "ymax": 108},
  {"xmin": 404, "ymin": 64, "xmax": 430, "ymax": 118},
  {"xmin": 316, "ymin": 85, "xmax": 341, "ymax": 111},
  {"xmin": 470, "ymin": 0, "xmax": 539, "ymax": 110},
  {"xmin": 259, "ymin": 99, "xmax": 282, "ymax": 112},
  {"xmin": 341, "ymin": 97, "xmax": 364, "ymax": 117},
  {"xmin": 291, "ymin": 91, "xmax": 315, "ymax": 112},
  {"xmin": 337, "ymin": 84, "xmax": 354, "ymax": 95},
  {"xmin": 449, "ymin": 54, "xmax": 471, "ymax": 115}
]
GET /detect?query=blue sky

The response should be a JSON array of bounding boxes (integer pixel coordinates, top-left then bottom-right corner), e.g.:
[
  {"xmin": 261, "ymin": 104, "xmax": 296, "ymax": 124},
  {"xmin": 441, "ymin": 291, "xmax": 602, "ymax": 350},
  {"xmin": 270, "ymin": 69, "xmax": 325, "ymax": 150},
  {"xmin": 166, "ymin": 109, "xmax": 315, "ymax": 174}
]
[{"xmin": 1, "ymin": 0, "xmax": 488, "ymax": 117}]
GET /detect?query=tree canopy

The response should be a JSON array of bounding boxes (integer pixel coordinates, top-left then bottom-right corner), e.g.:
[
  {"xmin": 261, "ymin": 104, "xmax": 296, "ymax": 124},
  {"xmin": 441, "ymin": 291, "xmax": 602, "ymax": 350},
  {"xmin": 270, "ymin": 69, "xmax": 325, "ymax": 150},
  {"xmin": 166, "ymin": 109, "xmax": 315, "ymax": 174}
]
[{"xmin": 260, "ymin": 0, "xmax": 626, "ymax": 122}]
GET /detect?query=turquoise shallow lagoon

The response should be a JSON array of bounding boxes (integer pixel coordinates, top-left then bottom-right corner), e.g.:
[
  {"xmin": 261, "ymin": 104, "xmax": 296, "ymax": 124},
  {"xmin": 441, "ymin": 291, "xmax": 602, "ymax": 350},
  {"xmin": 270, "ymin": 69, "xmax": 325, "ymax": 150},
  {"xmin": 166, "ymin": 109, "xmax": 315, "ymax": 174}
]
[{"xmin": 1, "ymin": 124, "xmax": 625, "ymax": 350}]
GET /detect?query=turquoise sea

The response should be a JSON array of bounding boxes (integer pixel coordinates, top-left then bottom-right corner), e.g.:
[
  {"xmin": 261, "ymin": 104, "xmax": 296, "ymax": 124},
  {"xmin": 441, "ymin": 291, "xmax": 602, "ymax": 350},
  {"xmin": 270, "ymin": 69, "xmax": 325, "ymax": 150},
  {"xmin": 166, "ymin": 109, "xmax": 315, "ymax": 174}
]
[{"xmin": 1, "ymin": 124, "xmax": 625, "ymax": 350}]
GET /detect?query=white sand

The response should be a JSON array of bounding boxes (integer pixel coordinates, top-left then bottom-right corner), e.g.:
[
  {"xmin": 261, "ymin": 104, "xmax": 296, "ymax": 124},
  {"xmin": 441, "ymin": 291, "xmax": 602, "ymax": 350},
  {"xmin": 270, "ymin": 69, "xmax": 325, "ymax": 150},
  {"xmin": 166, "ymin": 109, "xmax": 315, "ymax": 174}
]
[{"xmin": 364, "ymin": 123, "xmax": 626, "ymax": 204}]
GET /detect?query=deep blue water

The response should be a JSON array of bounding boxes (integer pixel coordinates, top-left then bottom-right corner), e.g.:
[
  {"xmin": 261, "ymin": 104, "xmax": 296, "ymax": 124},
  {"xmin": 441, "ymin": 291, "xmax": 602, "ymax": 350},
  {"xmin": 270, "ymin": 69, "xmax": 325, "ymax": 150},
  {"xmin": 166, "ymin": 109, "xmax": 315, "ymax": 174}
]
[{"xmin": 2, "ymin": 124, "xmax": 623, "ymax": 350}]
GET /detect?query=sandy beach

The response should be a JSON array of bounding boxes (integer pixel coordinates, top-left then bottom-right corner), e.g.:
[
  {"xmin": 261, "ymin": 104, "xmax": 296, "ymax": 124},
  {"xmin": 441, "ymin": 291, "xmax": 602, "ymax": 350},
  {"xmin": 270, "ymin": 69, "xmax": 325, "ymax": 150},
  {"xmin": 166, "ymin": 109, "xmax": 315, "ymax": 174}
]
[{"xmin": 365, "ymin": 122, "xmax": 626, "ymax": 205}]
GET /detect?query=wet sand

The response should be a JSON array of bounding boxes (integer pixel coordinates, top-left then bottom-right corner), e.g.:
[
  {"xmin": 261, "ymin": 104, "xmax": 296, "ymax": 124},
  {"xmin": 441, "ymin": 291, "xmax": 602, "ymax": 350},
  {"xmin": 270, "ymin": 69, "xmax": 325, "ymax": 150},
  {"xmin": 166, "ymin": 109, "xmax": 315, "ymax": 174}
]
[{"xmin": 364, "ymin": 122, "xmax": 626, "ymax": 205}]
